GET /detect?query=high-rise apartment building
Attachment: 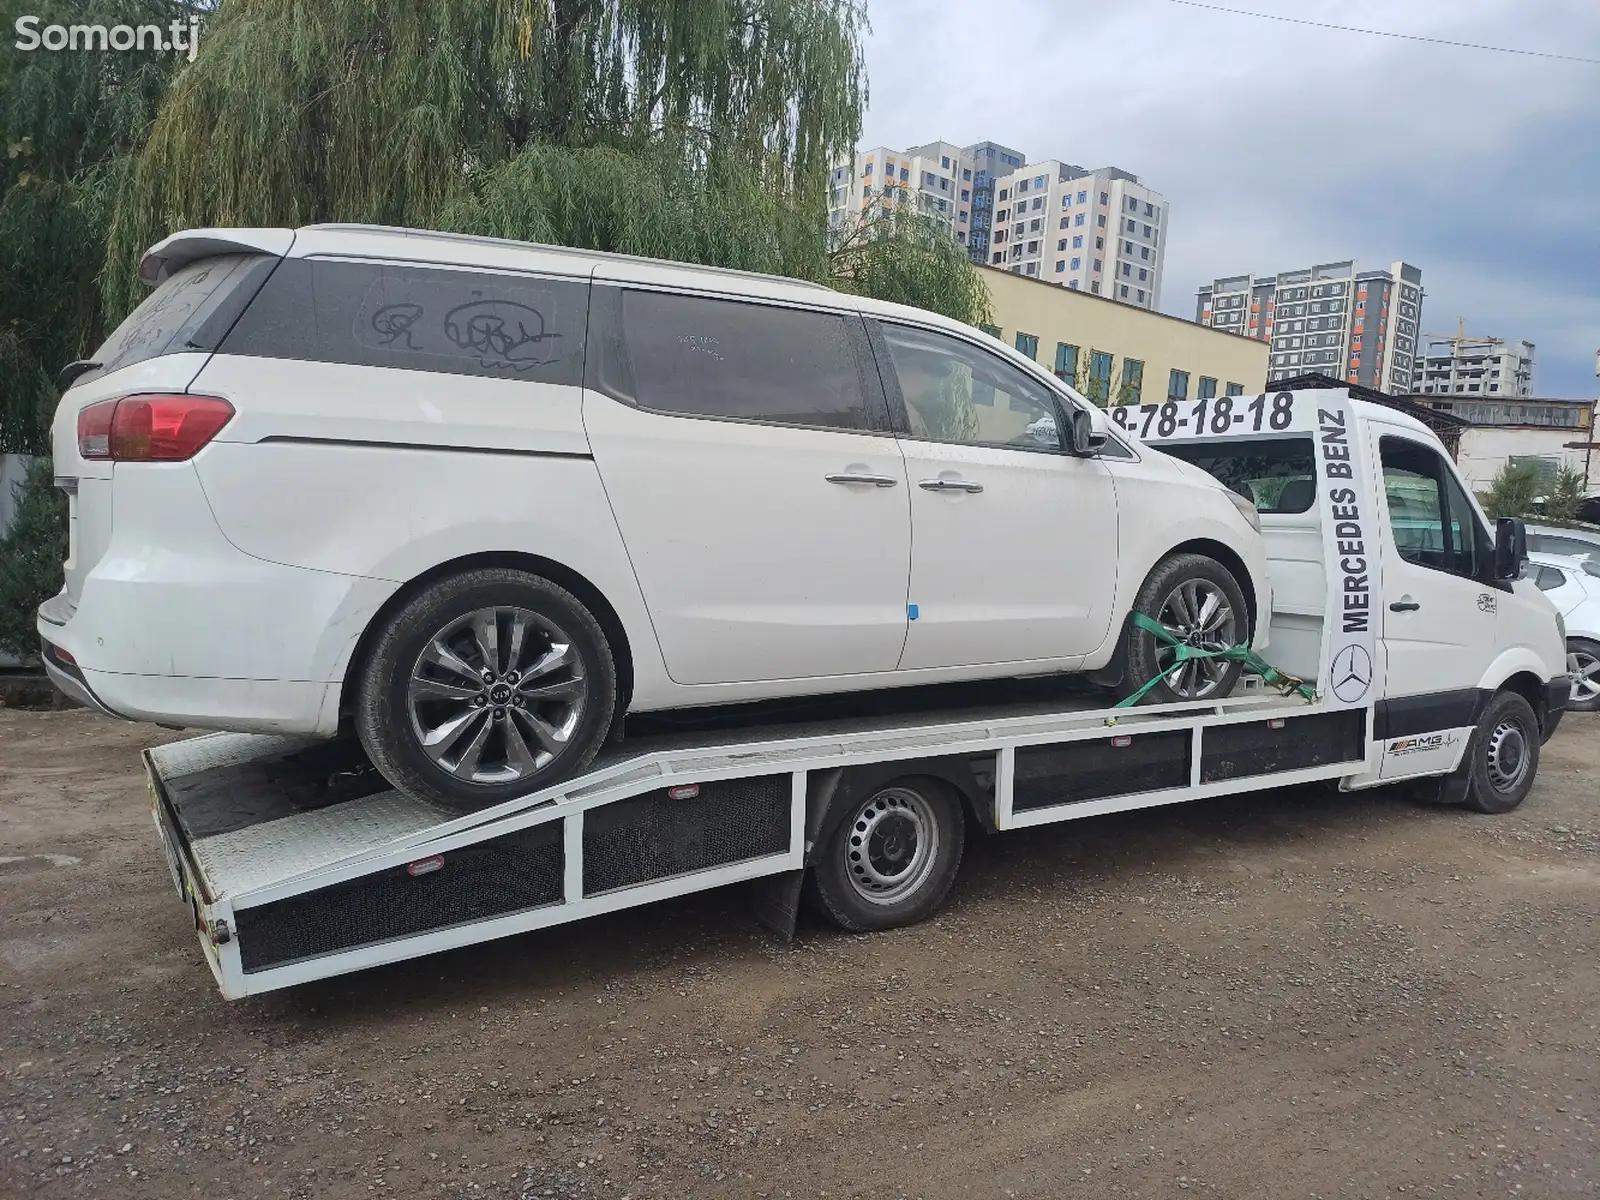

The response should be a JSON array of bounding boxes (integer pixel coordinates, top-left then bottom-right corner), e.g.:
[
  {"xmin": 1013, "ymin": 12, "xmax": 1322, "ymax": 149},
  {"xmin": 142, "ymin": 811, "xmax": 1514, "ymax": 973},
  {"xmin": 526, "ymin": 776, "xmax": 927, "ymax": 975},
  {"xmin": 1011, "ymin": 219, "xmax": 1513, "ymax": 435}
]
[
  {"xmin": 986, "ymin": 162, "xmax": 1169, "ymax": 310},
  {"xmin": 1195, "ymin": 261, "xmax": 1424, "ymax": 394},
  {"xmin": 826, "ymin": 139, "xmax": 1023, "ymax": 256},
  {"xmin": 1411, "ymin": 330, "xmax": 1535, "ymax": 398},
  {"xmin": 961, "ymin": 141, "xmax": 1026, "ymax": 265}
]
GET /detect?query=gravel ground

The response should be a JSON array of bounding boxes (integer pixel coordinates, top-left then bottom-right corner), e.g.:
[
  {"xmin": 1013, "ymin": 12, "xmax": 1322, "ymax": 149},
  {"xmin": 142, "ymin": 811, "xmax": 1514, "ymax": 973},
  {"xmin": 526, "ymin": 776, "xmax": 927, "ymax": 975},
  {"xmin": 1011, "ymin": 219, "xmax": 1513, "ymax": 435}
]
[{"xmin": 2, "ymin": 706, "xmax": 1596, "ymax": 1199}]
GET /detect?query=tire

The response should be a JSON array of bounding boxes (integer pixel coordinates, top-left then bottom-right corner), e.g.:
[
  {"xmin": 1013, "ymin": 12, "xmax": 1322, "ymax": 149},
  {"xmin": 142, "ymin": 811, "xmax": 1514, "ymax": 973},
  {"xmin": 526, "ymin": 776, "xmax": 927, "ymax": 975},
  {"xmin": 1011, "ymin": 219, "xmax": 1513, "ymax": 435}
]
[
  {"xmin": 1567, "ymin": 638, "xmax": 1600, "ymax": 713},
  {"xmin": 1459, "ymin": 690, "xmax": 1540, "ymax": 815},
  {"xmin": 1117, "ymin": 553, "xmax": 1251, "ymax": 706},
  {"xmin": 355, "ymin": 568, "xmax": 617, "ymax": 812},
  {"xmin": 807, "ymin": 777, "xmax": 966, "ymax": 933}
]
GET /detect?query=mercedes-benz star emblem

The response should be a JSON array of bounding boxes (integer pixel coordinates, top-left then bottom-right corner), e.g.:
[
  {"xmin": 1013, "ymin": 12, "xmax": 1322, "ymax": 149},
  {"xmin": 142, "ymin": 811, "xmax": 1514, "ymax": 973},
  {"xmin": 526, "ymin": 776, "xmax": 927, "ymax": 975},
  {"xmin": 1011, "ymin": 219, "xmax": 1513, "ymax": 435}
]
[{"xmin": 1330, "ymin": 644, "xmax": 1373, "ymax": 703}]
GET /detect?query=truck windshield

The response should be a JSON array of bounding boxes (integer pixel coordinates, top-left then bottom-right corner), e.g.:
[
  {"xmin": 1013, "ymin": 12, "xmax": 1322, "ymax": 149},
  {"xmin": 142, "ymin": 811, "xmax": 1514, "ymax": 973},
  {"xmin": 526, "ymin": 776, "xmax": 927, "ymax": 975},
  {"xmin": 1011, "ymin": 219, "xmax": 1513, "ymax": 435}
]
[{"xmin": 1161, "ymin": 436, "xmax": 1317, "ymax": 514}]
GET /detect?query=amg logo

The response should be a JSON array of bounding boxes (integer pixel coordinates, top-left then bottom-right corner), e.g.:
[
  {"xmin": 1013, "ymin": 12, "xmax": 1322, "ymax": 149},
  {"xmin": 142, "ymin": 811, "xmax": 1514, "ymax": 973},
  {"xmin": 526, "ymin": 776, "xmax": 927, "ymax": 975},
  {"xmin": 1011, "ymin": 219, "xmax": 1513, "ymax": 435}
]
[{"xmin": 1387, "ymin": 733, "xmax": 1458, "ymax": 757}]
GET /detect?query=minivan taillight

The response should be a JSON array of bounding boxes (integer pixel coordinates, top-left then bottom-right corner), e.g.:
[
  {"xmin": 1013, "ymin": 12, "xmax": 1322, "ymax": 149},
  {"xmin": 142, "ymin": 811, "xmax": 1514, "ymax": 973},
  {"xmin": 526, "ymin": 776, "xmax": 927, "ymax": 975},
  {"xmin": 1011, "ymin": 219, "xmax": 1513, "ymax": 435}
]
[{"xmin": 77, "ymin": 395, "xmax": 234, "ymax": 462}]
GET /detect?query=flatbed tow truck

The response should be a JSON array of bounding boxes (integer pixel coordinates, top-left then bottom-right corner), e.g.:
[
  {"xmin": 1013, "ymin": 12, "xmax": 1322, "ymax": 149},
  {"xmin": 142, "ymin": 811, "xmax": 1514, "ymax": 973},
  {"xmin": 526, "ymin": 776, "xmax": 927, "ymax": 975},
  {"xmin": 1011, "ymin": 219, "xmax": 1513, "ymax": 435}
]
[{"xmin": 142, "ymin": 389, "xmax": 1572, "ymax": 999}]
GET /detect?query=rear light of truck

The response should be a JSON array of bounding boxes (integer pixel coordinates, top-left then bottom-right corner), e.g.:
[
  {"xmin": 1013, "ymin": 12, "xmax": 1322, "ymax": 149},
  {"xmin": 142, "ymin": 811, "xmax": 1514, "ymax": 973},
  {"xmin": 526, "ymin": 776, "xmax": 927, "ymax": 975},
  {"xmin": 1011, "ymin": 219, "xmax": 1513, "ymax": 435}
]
[{"xmin": 77, "ymin": 395, "xmax": 234, "ymax": 462}]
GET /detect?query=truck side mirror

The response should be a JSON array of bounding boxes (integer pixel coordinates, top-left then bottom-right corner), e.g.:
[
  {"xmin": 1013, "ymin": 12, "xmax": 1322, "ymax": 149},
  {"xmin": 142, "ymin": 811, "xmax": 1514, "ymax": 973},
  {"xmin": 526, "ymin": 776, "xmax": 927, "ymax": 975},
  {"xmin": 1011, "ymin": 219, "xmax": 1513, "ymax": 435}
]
[
  {"xmin": 1066, "ymin": 406, "xmax": 1106, "ymax": 457},
  {"xmin": 1494, "ymin": 517, "xmax": 1528, "ymax": 581}
]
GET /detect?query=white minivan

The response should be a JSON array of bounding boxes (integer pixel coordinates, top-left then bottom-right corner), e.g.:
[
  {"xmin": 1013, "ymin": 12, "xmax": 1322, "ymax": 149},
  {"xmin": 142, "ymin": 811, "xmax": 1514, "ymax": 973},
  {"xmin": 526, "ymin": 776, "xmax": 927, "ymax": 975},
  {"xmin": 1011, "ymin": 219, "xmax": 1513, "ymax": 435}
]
[{"xmin": 40, "ymin": 224, "xmax": 1271, "ymax": 810}]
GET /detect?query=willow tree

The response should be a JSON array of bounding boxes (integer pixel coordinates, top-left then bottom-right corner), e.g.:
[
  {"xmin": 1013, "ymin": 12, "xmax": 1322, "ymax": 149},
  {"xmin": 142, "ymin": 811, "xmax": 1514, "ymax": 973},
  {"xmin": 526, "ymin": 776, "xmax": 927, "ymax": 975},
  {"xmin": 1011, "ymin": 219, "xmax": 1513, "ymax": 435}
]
[
  {"xmin": 107, "ymin": 0, "xmax": 877, "ymax": 310},
  {"xmin": 0, "ymin": 0, "xmax": 194, "ymax": 658},
  {"xmin": 1, "ymin": 0, "xmax": 190, "ymax": 451},
  {"xmin": 829, "ymin": 207, "xmax": 992, "ymax": 324}
]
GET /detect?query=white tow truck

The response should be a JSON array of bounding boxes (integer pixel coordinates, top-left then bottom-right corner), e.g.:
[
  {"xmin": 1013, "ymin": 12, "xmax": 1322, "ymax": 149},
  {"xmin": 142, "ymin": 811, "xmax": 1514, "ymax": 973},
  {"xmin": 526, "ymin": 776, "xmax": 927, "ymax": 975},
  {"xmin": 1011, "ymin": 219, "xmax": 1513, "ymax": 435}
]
[{"xmin": 143, "ymin": 388, "xmax": 1571, "ymax": 1000}]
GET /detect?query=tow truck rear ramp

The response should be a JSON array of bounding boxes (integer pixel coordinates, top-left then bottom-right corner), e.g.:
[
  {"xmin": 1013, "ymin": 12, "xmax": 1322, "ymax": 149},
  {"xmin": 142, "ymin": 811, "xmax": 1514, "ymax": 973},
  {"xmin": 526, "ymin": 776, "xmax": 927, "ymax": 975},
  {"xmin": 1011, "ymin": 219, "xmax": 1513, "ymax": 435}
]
[{"xmin": 147, "ymin": 677, "xmax": 1388, "ymax": 1000}]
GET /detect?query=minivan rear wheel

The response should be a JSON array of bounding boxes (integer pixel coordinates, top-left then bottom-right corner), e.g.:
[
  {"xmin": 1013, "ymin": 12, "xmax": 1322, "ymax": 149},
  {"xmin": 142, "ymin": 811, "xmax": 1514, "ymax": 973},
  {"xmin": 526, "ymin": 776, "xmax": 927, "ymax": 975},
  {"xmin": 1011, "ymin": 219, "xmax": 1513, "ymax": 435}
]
[{"xmin": 355, "ymin": 569, "xmax": 617, "ymax": 812}]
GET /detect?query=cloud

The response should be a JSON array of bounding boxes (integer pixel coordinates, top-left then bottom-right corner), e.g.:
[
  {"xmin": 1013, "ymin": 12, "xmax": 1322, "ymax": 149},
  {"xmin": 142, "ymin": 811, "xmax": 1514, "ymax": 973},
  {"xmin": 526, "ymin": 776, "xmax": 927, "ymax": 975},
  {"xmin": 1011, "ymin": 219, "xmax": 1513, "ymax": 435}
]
[{"xmin": 859, "ymin": 0, "xmax": 1600, "ymax": 395}]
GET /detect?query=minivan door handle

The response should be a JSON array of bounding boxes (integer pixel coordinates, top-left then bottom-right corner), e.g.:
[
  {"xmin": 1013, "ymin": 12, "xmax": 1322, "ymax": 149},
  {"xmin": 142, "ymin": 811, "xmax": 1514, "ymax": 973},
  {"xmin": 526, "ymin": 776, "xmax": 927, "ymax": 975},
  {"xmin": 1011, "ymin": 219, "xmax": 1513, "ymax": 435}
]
[
  {"xmin": 1389, "ymin": 598, "xmax": 1421, "ymax": 612},
  {"xmin": 825, "ymin": 472, "xmax": 899, "ymax": 488},
  {"xmin": 918, "ymin": 478, "xmax": 984, "ymax": 494}
]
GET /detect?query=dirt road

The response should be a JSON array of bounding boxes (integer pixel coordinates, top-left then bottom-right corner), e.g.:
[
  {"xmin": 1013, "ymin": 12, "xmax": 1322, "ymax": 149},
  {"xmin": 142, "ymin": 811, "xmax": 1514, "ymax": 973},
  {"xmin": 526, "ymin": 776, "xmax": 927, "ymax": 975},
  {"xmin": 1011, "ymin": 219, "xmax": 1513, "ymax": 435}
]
[{"xmin": 2, "ymin": 706, "xmax": 1596, "ymax": 1199}]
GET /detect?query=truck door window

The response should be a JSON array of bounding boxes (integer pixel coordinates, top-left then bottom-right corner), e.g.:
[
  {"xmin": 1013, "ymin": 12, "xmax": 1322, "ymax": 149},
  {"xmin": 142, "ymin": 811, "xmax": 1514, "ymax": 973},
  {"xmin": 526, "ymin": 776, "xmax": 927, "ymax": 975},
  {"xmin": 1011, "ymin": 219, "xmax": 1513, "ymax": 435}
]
[{"xmin": 1379, "ymin": 436, "xmax": 1485, "ymax": 580}]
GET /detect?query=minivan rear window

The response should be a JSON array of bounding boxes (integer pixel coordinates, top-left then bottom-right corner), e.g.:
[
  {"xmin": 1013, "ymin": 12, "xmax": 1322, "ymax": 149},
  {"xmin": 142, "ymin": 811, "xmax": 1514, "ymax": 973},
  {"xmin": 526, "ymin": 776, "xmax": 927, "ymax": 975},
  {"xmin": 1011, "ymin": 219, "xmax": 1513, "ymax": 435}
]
[
  {"xmin": 220, "ymin": 258, "xmax": 588, "ymax": 386},
  {"xmin": 88, "ymin": 253, "xmax": 277, "ymax": 382},
  {"xmin": 615, "ymin": 290, "xmax": 879, "ymax": 432},
  {"xmin": 1162, "ymin": 435, "xmax": 1317, "ymax": 514}
]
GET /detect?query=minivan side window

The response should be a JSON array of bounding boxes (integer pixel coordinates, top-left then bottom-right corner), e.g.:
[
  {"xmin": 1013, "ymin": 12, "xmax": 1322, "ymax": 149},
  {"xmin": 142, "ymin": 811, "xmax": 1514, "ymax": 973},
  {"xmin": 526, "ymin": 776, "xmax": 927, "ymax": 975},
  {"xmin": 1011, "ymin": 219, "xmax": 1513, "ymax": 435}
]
[
  {"xmin": 875, "ymin": 322, "xmax": 1061, "ymax": 452},
  {"xmin": 1379, "ymin": 435, "xmax": 1485, "ymax": 579},
  {"xmin": 89, "ymin": 254, "xmax": 277, "ymax": 382},
  {"xmin": 615, "ymin": 290, "xmax": 881, "ymax": 432},
  {"xmin": 1533, "ymin": 565, "xmax": 1567, "ymax": 592},
  {"xmin": 221, "ymin": 258, "xmax": 588, "ymax": 385}
]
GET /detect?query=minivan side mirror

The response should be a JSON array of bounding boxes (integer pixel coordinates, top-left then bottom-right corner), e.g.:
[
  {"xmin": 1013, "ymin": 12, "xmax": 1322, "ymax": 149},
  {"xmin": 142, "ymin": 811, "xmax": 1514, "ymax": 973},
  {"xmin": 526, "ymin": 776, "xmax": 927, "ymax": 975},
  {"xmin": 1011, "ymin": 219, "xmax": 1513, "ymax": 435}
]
[
  {"xmin": 1066, "ymin": 406, "xmax": 1106, "ymax": 457},
  {"xmin": 1494, "ymin": 517, "xmax": 1528, "ymax": 581}
]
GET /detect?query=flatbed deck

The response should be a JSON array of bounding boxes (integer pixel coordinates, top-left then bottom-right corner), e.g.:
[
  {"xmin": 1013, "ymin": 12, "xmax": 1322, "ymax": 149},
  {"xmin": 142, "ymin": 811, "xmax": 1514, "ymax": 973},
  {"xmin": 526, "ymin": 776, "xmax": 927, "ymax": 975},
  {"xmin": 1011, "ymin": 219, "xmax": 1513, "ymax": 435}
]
[{"xmin": 145, "ymin": 675, "xmax": 1372, "ymax": 999}]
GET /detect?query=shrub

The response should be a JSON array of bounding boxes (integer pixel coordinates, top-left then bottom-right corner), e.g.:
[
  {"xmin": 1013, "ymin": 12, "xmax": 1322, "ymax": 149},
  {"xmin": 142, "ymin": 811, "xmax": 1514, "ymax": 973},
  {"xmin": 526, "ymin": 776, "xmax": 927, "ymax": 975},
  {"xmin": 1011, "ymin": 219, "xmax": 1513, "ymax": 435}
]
[{"xmin": 0, "ymin": 457, "xmax": 67, "ymax": 661}]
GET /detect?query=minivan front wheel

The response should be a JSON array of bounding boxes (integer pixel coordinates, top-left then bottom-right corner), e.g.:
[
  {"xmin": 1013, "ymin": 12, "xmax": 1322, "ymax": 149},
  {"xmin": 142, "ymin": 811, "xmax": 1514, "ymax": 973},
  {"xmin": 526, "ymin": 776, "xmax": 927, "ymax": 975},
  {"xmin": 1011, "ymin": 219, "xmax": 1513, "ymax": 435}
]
[
  {"xmin": 1118, "ymin": 553, "xmax": 1251, "ymax": 705},
  {"xmin": 356, "ymin": 569, "xmax": 617, "ymax": 812}
]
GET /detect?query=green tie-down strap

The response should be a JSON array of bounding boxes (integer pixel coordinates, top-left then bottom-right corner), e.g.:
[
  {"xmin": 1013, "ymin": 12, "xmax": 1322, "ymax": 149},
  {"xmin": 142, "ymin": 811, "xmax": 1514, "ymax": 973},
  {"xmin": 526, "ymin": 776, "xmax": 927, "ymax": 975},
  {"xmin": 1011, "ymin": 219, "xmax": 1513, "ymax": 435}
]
[{"xmin": 1113, "ymin": 612, "xmax": 1318, "ymax": 709}]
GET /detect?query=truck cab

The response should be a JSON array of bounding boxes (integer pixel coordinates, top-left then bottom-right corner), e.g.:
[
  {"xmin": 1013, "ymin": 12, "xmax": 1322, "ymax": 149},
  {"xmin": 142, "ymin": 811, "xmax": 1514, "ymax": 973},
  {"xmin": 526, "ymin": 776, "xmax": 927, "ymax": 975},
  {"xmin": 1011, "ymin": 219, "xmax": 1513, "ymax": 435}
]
[{"xmin": 1129, "ymin": 389, "xmax": 1569, "ymax": 796}]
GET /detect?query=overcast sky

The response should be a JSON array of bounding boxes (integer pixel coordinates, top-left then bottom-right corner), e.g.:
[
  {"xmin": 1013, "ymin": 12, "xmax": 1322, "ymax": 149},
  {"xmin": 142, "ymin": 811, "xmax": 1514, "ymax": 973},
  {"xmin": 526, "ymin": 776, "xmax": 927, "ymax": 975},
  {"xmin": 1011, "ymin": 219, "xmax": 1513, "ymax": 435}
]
[{"xmin": 857, "ymin": 0, "xmax": 1600, "ymax": 397}]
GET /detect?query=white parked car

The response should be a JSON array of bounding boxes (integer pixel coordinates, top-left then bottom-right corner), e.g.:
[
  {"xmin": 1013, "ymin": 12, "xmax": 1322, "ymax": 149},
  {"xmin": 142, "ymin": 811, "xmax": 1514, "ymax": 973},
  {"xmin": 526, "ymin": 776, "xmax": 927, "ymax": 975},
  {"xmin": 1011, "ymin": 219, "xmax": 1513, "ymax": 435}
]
[
  {"xmin": 39, "ymin": 224, "xmax": 1269, "ymax": 810},
  {"xmin": 1526, "ymin": 524, "xmax": 1600, "ymax": 571},
  {"xmin": 1527, "ymin": 552, "xmax": 1600, "ymax": 712}
]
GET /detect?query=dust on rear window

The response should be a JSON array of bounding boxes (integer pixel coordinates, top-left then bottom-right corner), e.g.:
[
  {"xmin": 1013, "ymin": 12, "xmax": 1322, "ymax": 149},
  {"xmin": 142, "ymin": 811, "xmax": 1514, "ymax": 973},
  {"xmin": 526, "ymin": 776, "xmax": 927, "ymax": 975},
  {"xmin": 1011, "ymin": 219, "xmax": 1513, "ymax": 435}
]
[{"xmin": 89, "ymin": 254, "xmax": 271, "ymax": 381}]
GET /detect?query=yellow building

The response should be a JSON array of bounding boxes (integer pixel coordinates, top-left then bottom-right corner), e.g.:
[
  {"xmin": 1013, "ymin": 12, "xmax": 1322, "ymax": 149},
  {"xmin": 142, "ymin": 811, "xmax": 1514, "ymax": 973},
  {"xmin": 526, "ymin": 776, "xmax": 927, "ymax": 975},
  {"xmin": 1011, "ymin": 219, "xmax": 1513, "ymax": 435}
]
[{"xmin": 977, "ymin": 266, "xmax": 1268, "ymax": 407}]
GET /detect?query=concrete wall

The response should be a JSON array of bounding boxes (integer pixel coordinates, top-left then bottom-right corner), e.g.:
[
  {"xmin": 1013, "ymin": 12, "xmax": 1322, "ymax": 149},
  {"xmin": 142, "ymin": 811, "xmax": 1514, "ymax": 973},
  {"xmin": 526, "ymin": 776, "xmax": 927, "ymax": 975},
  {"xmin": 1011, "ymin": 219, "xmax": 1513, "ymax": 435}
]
[
  {"xmin": 979, "ymin": 266, "xmax": 1269, "ymax": 402},
  {"xmin": 1455, "ymin": 427, "xmax": 1600, "ymax": 494}
]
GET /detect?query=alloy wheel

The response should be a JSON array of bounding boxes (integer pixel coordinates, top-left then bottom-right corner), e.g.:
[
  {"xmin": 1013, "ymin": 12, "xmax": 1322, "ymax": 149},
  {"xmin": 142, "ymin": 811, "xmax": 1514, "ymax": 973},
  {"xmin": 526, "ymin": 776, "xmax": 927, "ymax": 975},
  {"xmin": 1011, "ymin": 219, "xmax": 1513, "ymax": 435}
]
[
  {"xmin": 1571, "ymin": 649, "xmax": 1600, "ymax": 705},
  {"xmin": 405, "ymin": 606, "xmax": 589, "ymax": 785},
  {"xmin": 1153, "ymin": 578, "xmax": 1240, "ymax": 700}
]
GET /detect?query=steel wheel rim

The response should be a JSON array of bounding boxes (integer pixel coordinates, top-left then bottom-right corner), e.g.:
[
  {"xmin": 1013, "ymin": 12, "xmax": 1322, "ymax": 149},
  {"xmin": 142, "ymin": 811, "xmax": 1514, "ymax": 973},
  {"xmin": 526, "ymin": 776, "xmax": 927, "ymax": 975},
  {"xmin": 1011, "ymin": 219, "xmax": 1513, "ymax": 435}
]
[
  {"xmin": 843, "ymin": 787, "xmax": 939, "ymax": 906},
  {"xmin": 1484, "ymin": 716, "xmax": 1530, "ymax": 794},
  {"xmin": 406, "ymin": 606, "xmax": 588, "ymax": 785},
  {"xmin": 1571, "ymin": 650, "xmax": 1600, "ymax": 703},
  {"xmin": 1152, "ymin": 578, "xmax": 1239, "ymax": 700}
]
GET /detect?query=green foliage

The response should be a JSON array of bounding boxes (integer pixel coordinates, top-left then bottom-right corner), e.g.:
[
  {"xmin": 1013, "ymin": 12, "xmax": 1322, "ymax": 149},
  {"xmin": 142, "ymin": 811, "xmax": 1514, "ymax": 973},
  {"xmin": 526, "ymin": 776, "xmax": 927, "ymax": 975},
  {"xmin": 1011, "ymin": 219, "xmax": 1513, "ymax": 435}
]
[
  {"xmin": 0, "ymin": 172, "xmax": 118, "ymax": 452},
  {"xmin": 1068, "ymin": 350, "xmax": 1137, "ymax": 407},
  {"xmin": 1478, "ymin": 459, "xmax": 1543, "ymax": 520},
  {"xmin": 439, "ymin": 141, "xmax": 830, "ymax": 283},
  {"xmin": 1542, "ymin": 466, "xmax": 1586, "ymax": 523},
  {"xmin": 829, "ymin": 208, "xmax": 993, "ymax": 325},
  {"xmin": 105, "ymin": 0, "xmax": 870, "ymax": 316},
  {"xmin": 0, "ymin": 458, "xmax": 67, "ymax": 660},
  {"xmin": 0, "ymin": 0, "xmax": 188, "ymax": 452}
]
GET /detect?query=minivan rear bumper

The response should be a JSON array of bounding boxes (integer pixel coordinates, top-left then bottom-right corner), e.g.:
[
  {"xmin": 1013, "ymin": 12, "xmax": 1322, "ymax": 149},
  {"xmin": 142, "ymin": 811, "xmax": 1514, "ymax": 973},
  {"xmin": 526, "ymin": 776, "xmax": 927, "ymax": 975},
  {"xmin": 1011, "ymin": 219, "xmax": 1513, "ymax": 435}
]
[{"xmin": 39, "ymin": 638, "xmax": 126, "ymax": 720}]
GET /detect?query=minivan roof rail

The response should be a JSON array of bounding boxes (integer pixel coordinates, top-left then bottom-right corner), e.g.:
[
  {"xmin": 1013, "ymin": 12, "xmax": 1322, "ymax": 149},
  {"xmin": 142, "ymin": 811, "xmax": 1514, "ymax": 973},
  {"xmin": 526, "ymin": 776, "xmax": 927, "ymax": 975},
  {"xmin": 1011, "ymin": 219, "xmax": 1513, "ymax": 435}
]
[{"xmin": 299, "ymin": 223, "xmax": 836, "ymax": 292}]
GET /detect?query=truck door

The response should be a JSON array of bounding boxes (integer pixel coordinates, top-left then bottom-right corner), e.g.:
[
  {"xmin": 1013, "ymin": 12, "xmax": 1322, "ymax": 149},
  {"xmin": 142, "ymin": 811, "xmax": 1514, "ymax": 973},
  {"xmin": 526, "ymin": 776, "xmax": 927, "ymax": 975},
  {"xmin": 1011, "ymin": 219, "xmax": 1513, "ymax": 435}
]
[{"xmin": 1373, "ymin": 430, "xmax": 1498, "ymax": 745}]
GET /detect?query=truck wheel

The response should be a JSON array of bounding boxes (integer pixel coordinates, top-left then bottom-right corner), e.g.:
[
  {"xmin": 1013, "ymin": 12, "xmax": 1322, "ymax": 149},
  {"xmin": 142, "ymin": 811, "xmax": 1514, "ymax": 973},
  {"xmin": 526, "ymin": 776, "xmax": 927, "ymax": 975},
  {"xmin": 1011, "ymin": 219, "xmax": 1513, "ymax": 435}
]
[
  {"xmin": 1118, "ymin": 553, "xmax": 1250, "ymax": 705},
  {"xmin": 1567, "ymin": 639, "xmax": 1600, "ymax": 713},
  {"xmin": 355, "ymin": 568, "xmax": 617, "ymax": 812},
  {"xmin": 1460, "ymin": 690, "xmax": 1541, "ymax": 814},
  {"xmin": 808, "ymin": 778, "xmax": 965, "ymax": 933}
]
